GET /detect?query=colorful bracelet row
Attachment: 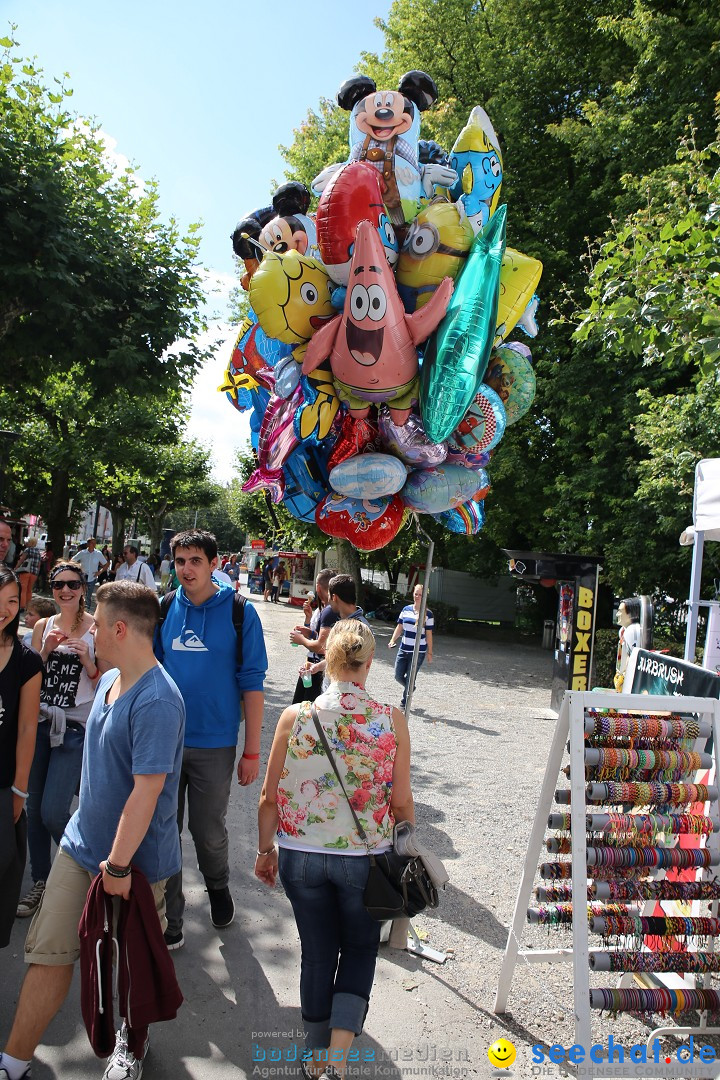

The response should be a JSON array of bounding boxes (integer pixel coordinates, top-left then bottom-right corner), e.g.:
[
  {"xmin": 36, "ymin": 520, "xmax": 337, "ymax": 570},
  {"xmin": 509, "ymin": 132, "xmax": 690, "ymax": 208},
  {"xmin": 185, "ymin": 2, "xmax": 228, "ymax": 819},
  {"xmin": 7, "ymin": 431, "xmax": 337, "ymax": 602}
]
[
  {"xmin": 589, "ymin": 950, "xmax": 720, "ymax": 973},
  {"xmin": 592, "ymin": 879, "xmax": 720, "ymax": 901},
  {"xmin": 586, "ymin": 845, "xmax": 713, "ymax": 869},
  {"xmin": 548, "ymin": 834, "xmax": 714, "ymax": 856},
  {"xmin": 586, "ymin": 781, "xmax": 711, "ymax": 806},
  {"xmin": 590, "ymin": 987, "xmax": 720, "ymax": 1015},
  {"xmin": 587, "ymin": 813, "xmax": 714, "ymax": 836},
  {"xmin": 592, "ymin": 914, "xmax": 720, "ymax": 938},
  {"xmin": 585, "ymin": 713, "xmax": 699, "ymax": 740},
  {"xmin": 540, "ymin": 861, "xmax": 649, "ymax": 880},
  {"xmin": 589, "ymin": 735, "xmax": 698, "ymax": 752},
  {"xmin": 527, "ymin": 903, "xmax": 631, "ymax": 926}
]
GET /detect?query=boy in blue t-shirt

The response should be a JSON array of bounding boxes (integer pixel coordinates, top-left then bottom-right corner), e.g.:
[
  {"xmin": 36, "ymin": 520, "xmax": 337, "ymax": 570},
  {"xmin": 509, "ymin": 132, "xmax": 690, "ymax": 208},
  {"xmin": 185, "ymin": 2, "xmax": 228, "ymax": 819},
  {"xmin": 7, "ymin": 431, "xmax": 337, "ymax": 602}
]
[{"xmin": 0, "ymin": 580, "xmax": 185, "ymax": 1080}]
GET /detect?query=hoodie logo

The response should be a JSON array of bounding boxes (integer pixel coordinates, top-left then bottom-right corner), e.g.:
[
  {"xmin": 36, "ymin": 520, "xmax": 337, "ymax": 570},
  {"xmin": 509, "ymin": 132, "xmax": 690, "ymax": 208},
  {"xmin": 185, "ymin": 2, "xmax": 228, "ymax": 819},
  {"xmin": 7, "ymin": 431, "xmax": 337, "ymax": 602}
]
[{"xmin": 171, "ymin": 629, "xmax": 209, "ymax": 652}]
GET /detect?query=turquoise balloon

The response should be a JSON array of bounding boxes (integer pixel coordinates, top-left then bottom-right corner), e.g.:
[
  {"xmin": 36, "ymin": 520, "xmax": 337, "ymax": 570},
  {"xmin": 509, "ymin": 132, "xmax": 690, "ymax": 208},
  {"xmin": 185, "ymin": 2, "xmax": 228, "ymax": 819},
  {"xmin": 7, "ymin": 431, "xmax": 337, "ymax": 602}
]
[{"xmin": 420, "ymin": 204, "xmax": 506, "ymax": 443}]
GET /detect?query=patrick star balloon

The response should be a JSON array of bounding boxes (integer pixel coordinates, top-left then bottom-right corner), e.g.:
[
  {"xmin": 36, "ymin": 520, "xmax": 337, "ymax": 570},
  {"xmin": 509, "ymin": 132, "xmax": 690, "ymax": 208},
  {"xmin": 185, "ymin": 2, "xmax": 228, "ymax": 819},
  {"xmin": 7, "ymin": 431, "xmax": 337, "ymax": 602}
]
[{"xmin": 302, "ymin": 218, "xmax": 453, "ymax": 425}]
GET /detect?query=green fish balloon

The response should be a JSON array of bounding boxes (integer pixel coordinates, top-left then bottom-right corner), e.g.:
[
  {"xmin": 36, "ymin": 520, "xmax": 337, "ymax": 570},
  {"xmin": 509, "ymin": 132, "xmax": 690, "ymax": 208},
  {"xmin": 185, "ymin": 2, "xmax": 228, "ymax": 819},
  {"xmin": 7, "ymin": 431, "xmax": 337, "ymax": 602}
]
[{"xmin": 420, "ymin": 204, "xmax": 507, "ymax": 443}]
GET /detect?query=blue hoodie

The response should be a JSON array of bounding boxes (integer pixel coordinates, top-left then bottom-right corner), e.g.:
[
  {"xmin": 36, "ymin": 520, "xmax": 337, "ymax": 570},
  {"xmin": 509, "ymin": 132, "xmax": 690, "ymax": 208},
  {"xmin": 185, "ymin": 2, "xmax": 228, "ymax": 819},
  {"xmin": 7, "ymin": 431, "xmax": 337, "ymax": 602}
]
[{"xmin": 155, "ymin": 584, "xmax": 268, "ymax": 748}]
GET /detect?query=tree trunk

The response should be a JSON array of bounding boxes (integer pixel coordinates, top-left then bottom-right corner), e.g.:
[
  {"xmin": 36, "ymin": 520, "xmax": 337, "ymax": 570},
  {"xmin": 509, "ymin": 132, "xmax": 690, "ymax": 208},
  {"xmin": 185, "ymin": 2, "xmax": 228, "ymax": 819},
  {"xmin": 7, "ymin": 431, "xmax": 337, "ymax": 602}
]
[
  {"xmin": 334, "ymin": 539, "xmax": 363, "ymax": 605},
  {"xmin": 111, "ymin": 511, "xmax": 126, "ymax": 556},
  {"xmin": 46, "ymin": 468, "xmax": 70, "ymax": 557},
  {"xmin": 148, "ymin": 513, "xmax": 165, "ymax": 555}
]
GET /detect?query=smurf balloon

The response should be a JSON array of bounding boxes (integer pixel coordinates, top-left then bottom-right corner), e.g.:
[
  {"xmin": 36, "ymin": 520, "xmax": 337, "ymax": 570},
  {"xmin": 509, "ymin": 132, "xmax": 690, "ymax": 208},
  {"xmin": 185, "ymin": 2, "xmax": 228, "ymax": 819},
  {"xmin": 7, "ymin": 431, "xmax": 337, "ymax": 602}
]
[{"xmin": 449, "ymin": 106, "xmax": 503, "ymax": 234}]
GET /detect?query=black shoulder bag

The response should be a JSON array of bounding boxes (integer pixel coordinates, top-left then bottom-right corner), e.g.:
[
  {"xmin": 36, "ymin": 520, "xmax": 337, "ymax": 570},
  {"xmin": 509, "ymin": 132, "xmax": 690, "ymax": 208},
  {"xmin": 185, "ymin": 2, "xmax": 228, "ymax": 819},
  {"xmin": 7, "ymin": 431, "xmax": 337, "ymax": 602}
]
[{"xmin": 310, "ymin": 704, "xmax": 438, "ymax": 921}]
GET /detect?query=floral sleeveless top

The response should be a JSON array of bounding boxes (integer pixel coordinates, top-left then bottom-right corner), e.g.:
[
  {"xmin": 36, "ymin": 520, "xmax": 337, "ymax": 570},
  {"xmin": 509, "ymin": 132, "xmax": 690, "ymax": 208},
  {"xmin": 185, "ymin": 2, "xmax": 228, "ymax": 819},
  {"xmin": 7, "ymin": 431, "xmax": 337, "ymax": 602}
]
[{"xmin": 276, "ymin": 681, "xmax": 396, "ymax": 854}]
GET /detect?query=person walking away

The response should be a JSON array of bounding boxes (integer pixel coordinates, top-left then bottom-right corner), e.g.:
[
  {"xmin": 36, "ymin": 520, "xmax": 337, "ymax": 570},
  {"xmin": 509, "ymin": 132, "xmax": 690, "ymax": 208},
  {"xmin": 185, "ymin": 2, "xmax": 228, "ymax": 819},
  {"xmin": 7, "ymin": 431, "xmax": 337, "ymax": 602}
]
[
  {"xmin": 0, "ymin": 580, "xmax": 185, "ymax": 1080},
  {"xmin": 16, "ymin": 562, "xmax": 99, "ymax": 919},
  {"xmin": 15, "ymin": 539, "xmax": 41, "ymax": 613},
  {"xmin": 21, "ymin": 596, "xmax": 57, "ymax": 647},
  {"xmin": 159, "ymin": 555, "xmax": 171, "ymax": 591},
  {"xmin": 155, "ymin": 529, "xmax": 268, "ymax": 949},
  {"xmin": 37, "ymin": 544, "xmax": 55, "ymax": 592},
  {"xmin": 116, "ymin": 546, "xmax": 157, "ymax": 590},
  {"xmin": 262, "ymin": 559, "xmax": 272, "ymax": 602},
  {"xmin": 388, "ymin": 584, "xmax": 434, "ymax": 709},
  {"xmin": 225, "ymin": 554, "xmax": 241, "ymax": 592},
  {"xmin": 289, "ymin": 568, "xmax": 339, "ymax": 703},
  {"xmin": 255, "ymin": 620, "xmax": 413, "ymax": 1080},
  {"xmin": 72, "ymin": 537, "xmax": 108, "ymax": 611},
  {"xmin": 0, "ymin": 567, "xmax": 42, "ymax": 951}
]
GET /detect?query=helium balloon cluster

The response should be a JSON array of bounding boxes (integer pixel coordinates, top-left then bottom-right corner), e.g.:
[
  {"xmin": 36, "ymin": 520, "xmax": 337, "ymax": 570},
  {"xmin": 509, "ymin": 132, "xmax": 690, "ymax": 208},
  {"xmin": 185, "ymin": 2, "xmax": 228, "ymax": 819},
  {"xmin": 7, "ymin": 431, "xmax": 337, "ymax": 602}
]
[{"xmin": 219, "ymin": 73, "xmax": 542, "ymax": 551}]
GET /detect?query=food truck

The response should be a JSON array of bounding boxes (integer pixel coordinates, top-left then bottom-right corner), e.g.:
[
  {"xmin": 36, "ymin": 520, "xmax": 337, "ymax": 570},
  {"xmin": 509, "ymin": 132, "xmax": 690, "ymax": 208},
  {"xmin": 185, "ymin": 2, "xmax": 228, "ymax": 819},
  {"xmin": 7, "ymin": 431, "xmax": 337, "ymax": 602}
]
[{"xmin": 243, "ymin": 546, "xmax": 316, "ymax": 606}]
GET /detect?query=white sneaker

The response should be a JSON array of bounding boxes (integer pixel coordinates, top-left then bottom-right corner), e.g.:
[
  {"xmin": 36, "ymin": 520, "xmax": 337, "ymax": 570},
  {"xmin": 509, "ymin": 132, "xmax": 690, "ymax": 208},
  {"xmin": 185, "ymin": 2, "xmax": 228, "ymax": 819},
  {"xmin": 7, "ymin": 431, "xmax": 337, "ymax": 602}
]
[
  {"xmin": 102, "ymin": 1024, "xmax": 149, "ymax": 1080},
  {"xmin": 0, "ymin": 1063, "xmax": 32, "ymax": 1079}
]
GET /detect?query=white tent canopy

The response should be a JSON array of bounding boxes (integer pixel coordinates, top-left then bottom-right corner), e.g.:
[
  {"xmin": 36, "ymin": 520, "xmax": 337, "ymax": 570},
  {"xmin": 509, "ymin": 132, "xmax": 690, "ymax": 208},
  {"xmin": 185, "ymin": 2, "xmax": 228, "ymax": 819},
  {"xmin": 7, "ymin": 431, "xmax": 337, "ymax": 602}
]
[{"xmin": 682, "ymin": 458, "xmax": 720, "ymax": 658}]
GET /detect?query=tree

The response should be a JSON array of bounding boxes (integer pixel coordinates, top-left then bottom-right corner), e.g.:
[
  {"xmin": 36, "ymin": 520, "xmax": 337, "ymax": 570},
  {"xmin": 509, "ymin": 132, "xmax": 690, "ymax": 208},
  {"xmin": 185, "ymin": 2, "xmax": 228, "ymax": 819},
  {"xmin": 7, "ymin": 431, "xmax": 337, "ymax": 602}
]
[
  {"xmin": 1, "ymin": 36, "xmax": 208, "ymax": 396},
  {"xmin": 554, "ymin": 130, "xmax": 720, "ymax": 595}
]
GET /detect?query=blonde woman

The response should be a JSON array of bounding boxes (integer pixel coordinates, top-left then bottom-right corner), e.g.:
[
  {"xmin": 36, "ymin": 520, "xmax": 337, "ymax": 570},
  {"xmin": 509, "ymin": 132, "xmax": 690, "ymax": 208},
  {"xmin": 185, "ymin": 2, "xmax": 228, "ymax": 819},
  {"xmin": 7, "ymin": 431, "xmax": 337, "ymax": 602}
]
[
  {"xmin": 16, "ymin": 561, "xmax": 100, "ymax": 918},
  {"xmin": 15, "ymin": 537, "xmax": 41, "ymax": 612},
  {"xmin": 255, "ymin": 620, "xmax": 413, "ymax": 1080}
]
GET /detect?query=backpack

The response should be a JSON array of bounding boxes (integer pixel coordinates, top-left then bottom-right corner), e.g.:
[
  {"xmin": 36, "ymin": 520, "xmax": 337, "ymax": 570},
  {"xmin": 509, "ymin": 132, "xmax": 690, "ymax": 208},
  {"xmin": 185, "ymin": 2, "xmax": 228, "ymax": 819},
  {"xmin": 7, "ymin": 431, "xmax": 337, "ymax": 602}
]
[{"xmin": 158, "ymin": 589, "xmax": 246, "ymax": 667}]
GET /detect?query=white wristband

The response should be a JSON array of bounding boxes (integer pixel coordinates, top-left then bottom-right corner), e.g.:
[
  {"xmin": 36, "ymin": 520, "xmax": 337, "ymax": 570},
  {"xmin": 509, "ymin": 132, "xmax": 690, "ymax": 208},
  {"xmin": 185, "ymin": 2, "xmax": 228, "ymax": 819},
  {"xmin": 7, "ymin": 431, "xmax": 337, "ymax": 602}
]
[{"xmin": 11, "ymin": 785, "xmax": 29, "ymax": 799}]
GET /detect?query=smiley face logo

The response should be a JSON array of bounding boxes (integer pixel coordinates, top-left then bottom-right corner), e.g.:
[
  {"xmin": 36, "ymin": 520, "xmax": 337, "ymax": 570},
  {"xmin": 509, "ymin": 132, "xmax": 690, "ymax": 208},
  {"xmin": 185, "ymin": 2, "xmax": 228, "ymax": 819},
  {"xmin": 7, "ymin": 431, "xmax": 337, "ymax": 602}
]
[{"xmin": 488, "ymin": 1039, "xmax": 516, "ymax": 1069}]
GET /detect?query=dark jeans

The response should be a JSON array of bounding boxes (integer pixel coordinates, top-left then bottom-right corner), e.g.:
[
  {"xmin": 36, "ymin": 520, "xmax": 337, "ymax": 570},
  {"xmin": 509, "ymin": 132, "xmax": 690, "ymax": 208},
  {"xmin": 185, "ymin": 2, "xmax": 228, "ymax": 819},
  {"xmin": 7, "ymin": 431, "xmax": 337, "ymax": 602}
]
[
  {"xmin": 278, "ymin": 848, "xmax": 381, "ymax": 1049},
  {"xmin": 165, "ymin": 745, "xmax": 236, "ymax": 934},
  {"xmin": 0, "ymin": 791, "xmax": 27, "ymax": 947},
  {"xmin": 394, "ymin": 648, "xmax": 426, "ymax": 706},
  {"xmin": 27, "ymin": 721, "xmax": 85, "ymax": 882}
]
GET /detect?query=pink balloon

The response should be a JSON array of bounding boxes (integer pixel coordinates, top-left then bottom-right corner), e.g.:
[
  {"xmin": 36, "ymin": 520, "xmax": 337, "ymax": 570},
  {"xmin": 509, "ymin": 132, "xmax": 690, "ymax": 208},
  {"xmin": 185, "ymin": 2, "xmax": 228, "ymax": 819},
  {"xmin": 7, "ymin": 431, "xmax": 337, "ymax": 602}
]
[{"xmin": 242, "ymin": 390, "xmax": 301, "ymax": 503}]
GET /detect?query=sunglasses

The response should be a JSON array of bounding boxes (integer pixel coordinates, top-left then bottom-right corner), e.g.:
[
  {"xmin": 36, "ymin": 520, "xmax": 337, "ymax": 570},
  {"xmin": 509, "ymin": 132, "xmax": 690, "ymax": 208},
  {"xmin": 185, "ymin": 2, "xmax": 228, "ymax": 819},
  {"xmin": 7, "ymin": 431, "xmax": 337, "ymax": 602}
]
[{"xmin": 51, "ymin": 579, "xmax": 83, "ymax": 591}]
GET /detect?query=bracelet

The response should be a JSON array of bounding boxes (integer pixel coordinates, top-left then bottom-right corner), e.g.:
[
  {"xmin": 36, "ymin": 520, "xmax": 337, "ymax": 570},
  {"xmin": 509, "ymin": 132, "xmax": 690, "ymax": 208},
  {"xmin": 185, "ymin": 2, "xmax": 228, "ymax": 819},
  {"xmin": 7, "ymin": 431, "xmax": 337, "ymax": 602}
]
[
  {"xmin": 104, "ymin": 859, "xmax": 132, "ymax": 878},
  {"xmin": 257, "ymin": 847, "xmax": 276, "ymax": 856},
  {"xmin": 11, "ymin": 785, "xmax": 29, "ymax": 799},
  {"xmin": 242, "ymin": 752, "xmax": 260, "ymax": 760}
]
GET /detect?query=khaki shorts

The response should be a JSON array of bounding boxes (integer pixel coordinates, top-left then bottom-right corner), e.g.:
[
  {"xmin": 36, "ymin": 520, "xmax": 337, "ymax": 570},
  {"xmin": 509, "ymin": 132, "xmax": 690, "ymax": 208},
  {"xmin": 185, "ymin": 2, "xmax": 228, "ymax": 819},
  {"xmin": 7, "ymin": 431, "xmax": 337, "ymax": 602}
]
[{"xmin": 24, "ymin": 848, "xmax": 167, "ymax": 966}]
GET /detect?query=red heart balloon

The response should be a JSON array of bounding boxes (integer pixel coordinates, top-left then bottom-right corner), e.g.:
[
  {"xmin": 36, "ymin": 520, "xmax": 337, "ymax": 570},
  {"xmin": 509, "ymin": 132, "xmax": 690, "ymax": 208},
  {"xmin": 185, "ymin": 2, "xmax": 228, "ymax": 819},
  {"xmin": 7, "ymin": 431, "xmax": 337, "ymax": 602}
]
[{"xmin": 315, "ymin": 492, "xmax": 405, "ymax": 551}]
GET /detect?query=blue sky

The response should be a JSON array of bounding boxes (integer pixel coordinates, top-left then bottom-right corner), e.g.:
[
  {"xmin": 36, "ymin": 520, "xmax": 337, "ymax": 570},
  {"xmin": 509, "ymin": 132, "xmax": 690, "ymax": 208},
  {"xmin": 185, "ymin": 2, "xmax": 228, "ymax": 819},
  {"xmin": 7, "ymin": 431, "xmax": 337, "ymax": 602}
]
[{"xmin": 5, "ymin": 0, "xmax": 393, "ymax": 479}]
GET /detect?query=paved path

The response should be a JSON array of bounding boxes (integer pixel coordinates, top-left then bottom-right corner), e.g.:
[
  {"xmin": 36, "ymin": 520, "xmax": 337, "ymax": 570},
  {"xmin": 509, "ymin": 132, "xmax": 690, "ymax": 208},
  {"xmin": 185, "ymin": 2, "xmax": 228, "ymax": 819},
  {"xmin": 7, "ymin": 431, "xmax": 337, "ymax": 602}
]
[{"xmin": 2, "ymin": 594, "xmax": 559, "ymax": 1079}]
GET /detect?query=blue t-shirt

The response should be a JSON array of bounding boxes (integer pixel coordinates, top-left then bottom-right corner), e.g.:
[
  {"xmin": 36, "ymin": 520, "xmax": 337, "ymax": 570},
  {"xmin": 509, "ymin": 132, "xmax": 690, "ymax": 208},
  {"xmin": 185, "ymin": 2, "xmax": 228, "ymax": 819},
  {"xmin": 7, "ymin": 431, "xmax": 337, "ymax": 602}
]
[{"xmin": 62, "ymin": 665, "xmax": 185, "ymax": 882}]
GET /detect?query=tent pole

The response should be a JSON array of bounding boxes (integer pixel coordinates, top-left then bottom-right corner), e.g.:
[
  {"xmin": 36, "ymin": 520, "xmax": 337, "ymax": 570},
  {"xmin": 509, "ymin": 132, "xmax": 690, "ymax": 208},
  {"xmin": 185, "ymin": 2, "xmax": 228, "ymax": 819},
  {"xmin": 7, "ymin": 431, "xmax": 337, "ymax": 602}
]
[{"xmin": 685, "ymin": 529, "xmax": 705, "ymax": 661}]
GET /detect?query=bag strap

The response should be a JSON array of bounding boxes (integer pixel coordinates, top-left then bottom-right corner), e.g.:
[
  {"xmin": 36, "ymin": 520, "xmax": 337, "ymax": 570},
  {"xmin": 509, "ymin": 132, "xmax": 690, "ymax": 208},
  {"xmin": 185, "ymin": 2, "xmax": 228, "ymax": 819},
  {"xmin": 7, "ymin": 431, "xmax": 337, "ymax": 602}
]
[{"xmin": 310, "ymin": 704, "xmax": 372, "ymax": 853}]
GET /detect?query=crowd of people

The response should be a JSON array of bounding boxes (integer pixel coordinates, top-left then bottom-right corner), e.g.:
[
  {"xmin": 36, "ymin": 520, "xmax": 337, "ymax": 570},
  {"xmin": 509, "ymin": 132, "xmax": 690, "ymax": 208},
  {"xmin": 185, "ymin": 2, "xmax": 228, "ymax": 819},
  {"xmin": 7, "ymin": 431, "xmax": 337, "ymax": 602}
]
[{"xmin": 0, "ymin": 520, "xmax": 432, "ymax": 1080}]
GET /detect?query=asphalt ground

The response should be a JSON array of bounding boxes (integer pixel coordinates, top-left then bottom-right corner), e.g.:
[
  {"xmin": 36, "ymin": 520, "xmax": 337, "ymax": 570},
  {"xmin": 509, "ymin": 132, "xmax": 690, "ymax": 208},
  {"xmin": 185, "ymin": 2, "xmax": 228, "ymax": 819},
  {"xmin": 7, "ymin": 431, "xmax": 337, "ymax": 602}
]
[{"xmin": 6, "ymin": 593, "xmax": 702, "ymax": 1079}]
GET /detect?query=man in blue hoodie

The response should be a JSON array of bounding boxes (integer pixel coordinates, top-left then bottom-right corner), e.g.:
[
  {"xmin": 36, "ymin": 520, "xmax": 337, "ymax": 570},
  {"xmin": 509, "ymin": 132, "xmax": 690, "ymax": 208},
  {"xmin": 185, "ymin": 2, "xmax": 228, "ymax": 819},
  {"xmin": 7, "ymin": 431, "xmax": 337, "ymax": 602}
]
[{"xmin": 155, "ymin": 529, "xmax": 268, "ymax": 949}]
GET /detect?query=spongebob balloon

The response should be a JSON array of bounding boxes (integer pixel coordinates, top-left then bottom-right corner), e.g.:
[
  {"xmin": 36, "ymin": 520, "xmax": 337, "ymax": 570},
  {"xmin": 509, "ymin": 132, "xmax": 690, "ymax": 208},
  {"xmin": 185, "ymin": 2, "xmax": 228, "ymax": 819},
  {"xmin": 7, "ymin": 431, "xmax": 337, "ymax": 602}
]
[{"xmin": 449, "ymin": 106, "xmax": 503, "ymax": 235}]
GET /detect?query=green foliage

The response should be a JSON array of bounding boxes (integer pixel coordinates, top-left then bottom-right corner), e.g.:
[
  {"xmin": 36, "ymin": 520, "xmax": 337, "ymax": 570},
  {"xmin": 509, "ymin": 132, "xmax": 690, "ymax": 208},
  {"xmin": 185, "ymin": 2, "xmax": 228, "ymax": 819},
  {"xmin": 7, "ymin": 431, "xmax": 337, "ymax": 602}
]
[
  {"xmin": 0, "ymin": 36, "xmax": 213, "ymax": 551},
  {"xmin": 593, "ymin": 627, "xmax": 618, "ymax": 687}
]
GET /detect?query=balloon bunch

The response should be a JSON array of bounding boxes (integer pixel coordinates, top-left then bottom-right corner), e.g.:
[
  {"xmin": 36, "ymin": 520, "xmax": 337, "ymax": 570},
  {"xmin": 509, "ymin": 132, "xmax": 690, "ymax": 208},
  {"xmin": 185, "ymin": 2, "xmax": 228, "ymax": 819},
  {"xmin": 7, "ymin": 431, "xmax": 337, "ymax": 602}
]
[{"xmin": 220, "ymin": 74, "xmax": 543, "ymax": 551}]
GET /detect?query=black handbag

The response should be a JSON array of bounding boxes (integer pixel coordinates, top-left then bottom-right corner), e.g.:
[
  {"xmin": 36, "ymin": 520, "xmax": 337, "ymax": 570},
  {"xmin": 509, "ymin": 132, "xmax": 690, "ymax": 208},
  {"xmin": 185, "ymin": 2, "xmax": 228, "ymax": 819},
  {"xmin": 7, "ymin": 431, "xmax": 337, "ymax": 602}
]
[{"xmin": 310, "ymin": 705, "xmax": 439, "ymax": 921}]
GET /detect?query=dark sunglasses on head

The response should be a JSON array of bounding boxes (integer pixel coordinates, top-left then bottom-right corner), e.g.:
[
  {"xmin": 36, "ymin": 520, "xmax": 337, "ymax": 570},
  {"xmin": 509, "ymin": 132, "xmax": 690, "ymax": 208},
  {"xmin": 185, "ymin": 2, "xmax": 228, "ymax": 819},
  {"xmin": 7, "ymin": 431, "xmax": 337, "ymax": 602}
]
[{"xmin": 51, "ymin": 579, "xmax": 83, "ymax": 591}]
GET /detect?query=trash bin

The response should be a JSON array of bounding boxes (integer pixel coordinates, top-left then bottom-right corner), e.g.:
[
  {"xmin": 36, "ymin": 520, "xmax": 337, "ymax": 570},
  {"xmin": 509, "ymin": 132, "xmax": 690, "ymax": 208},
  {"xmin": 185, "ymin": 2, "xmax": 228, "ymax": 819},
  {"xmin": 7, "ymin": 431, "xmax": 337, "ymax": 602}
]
[{"xmin": 542, "ymin": 619, "xmax": 555, "ymax": 650}]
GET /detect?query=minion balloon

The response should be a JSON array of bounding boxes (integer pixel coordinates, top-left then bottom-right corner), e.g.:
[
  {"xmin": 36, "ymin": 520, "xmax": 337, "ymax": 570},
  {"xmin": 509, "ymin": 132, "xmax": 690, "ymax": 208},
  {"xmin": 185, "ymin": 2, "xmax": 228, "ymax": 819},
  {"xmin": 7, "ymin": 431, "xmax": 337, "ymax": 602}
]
[
  {"xmin": 449, "ymin": 106, "xmax": 503, "ymax": 235},
  {"xmin": 396, "ymin": 197, "xmax": 474, "ymax": 313}
]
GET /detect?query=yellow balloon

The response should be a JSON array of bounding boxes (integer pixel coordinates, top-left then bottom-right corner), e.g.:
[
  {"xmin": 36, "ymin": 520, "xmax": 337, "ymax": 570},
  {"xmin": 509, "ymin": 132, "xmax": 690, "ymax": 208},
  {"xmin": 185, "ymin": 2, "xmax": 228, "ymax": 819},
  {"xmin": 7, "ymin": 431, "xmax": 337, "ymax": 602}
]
[
  {"xmin": 396, "ymin": 197, "xmax": 473, "ymax": 312},
  {"xmin": 249, "ymin": 250, "xmax": 335, "ymax": 346},
  {"xmin": 495, "ymin": 247, "xmax": 542, "ymax": 343}
]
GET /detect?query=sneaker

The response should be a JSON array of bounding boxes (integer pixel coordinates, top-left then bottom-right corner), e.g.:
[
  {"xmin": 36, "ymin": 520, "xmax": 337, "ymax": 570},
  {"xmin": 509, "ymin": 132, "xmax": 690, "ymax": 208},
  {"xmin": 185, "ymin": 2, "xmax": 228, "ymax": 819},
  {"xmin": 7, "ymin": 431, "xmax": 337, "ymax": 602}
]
[
  {"xmin": 102, "ymin": 1023, "xmax": 149, "ymax": 1080},
  {"xmin": 16, "ymin": 880, "xmax": 45, "ymax": 918},
  {"xmin": 319, "ymin": 1067, "xmax": 343, "ymax": 1080},
  {"xmin": 0, "ymin": 1058, "xmax": 32, "ymax": 1079},
  {"xmin": 207, "ymin": 886, "xmax": 235, "ymax": 928},
  {"xmin": 163, "ymin": 929, "xmax": 184, "ymax": 951}
]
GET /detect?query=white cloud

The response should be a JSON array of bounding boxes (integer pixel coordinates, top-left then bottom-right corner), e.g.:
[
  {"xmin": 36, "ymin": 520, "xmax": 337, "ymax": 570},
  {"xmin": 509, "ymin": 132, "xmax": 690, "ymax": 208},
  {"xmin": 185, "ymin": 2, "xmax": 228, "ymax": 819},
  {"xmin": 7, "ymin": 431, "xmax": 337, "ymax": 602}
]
[{"xmin": 186, "ymin": 321, "xmax": 252, "ymax": 485}]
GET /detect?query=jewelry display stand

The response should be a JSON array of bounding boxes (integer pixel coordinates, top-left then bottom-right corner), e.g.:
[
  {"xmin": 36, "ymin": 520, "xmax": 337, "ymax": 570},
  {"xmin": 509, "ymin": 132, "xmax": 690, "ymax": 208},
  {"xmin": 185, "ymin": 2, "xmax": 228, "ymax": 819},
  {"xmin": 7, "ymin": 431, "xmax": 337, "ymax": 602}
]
[{"xmin": 494, "ymin": 690, "xmax": 720, "ymax": 1079}]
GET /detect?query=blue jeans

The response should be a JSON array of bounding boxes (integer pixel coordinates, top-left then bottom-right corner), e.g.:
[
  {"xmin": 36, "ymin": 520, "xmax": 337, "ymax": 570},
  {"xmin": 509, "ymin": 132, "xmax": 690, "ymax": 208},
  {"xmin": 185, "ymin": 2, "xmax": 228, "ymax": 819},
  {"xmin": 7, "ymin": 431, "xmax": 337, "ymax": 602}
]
[
  {"xmin": 27, "ymin": 722, "xmax": 85, "ymax": 882},
  {"xmin": 278, "ymin": 848, "xmax": 381, "ymax": 1049},
  {"xmin": 394, "ymin": 648, "xmax": 426, "ymax": 706}
]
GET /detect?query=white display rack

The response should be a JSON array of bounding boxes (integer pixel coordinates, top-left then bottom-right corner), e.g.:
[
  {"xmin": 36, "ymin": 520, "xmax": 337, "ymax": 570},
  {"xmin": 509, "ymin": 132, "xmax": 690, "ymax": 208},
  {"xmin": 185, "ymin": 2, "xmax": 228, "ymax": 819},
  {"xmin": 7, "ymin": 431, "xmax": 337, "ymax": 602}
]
[{"xmin": 494, "ymin": 690, "xmax": 720, "ymax": 1079}]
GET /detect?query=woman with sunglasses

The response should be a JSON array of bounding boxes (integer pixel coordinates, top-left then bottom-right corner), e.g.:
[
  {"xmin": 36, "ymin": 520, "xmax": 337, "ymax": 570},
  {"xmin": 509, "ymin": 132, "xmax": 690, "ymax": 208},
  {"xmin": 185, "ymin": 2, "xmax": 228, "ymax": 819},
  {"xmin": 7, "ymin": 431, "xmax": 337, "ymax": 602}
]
[
  {"xmin": 0, "ymin": 566, "xmax": 42, "ymax": 948},
  {"xmin": 16, "ymin": 561, "xmax": 100, "ymax": 918}
]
